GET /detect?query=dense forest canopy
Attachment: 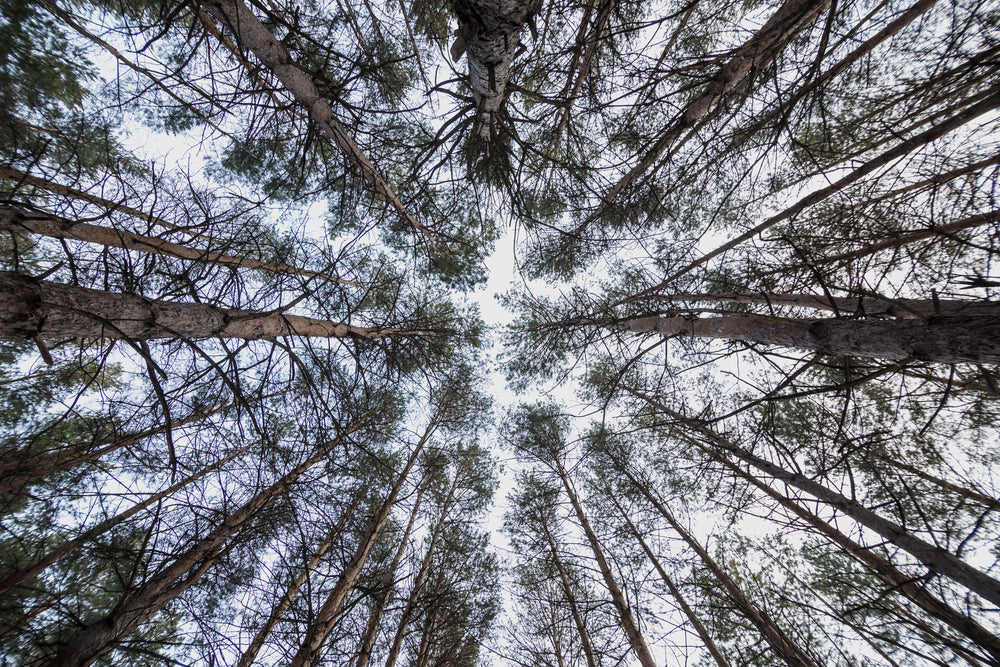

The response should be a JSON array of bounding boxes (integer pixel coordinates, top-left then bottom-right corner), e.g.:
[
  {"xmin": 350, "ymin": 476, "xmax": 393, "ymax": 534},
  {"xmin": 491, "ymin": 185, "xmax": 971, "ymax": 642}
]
[{"xmin": 0, "ymin": 0, "xmax": 998, "ymax": 665}]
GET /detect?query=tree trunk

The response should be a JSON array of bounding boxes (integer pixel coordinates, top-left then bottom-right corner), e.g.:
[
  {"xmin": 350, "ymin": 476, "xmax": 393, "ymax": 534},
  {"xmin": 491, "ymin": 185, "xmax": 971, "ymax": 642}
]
[
  {"xmin": 354, "ymin": 483, "xmax": 426, "ymax": 667},
  {"xmin": 609, "ymin": 495, "xmax": 732, "ymax": 667},
  {"xmin": 634, "ymin": 391, "xmax": 1000, "ymax": 609},
  {"xmin": 0, "ymin": 436, "xmax": 257, "ymax": 594},
  {"xmin": 0, "ymin": 400, "xmax": 236, "ymax": 496},
  {"xmin": 613, "ymin": 307, "xmax": 1000, "ymax": 364},
  {"xmin": 539, "ymin": 513, "xmax": 603, "ymax": 667},
  {"xmin": 237, "ymin": 481, "xmax": 371, "ymax": 667},
  {"xmin": 578, "ymin": 0, "xmax": 831, "ymax": 232},
  {"xmin": 654, "ymin": 292, "xmax": 999, "ymax": 319},
  {"xmin": 709, "ymin": 449, "xmax": 1000, "ymax": 665},
  {"xmin": 383, "ymin": 467, "xmax": 462, "ymax": 667},
  {"xmin": 200, "ymin": 0, "xmax": 436, "ymax": 248},
  {"xmin": 453, "ymin": 0, "xmax": 542, "ymax": 142},
  {"xmin": 554, "ymin": 462, "xmax": 658, "ymax": 667},
  {"xmin": 290, "ymin": 425, "xmax": 433, "ymax": 667},
  {"xmin": 47, "ymin": 417, "xmax": 371, "ymax": 667},
  {"xmin": 0, "ymin": 206, "xmax": 359, "ymax": 286},
  {"xmin": 0, "ymin": 272, "xmax": 429, "ymax": 341},
  {"xmin": 616, "ymin": 466, "xmax": 818, "ymax": 667}
]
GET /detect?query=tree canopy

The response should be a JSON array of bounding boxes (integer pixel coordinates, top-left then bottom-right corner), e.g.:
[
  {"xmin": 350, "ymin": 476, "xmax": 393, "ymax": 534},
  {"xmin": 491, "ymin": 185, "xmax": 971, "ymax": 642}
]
[{"xmin": 0, "ymin": 0, "xmax": 998, "ymax": 665}]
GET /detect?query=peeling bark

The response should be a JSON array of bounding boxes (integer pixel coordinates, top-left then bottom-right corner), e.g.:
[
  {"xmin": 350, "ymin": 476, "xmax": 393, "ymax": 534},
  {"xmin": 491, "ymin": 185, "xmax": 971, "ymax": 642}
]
[
  {"xmin": 0, "ymin": 272, "xmax": 431, "ymax": 341},
  {"xmin": 454, "ymin": 0, "xmax": 542, "ymax": 142},
  {"xmin": 613, "ymin": 307, "xmax": 1000, "ymax": 364}
]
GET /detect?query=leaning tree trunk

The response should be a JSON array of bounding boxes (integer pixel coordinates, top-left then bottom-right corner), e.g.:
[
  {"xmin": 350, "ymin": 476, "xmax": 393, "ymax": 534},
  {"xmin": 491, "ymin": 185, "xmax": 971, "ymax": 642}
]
[
  {"xmin": 289, "ymin": 424, "xmax": 433, "ymax": 667},
  {"xmin": 612, "ymin": 307, "xmax": 1000, "ymax": 364},
  {"xmin": 453, "ymin": 0, "xmax": 542, "ymax": 143},
  {"xmin": 633, "ymin": 391, "xmax": 1000, "ymax": 609},
  {"xmin": 46, "ymin": 418, "xmax": 371, "ymax": 667},
  {"xmin": 0, "ymin": 272, "xmax": 429, "ymax": 341},
  {"xmin": 554, "ymin": 461, "xmax": 658, "ymax": 667}
]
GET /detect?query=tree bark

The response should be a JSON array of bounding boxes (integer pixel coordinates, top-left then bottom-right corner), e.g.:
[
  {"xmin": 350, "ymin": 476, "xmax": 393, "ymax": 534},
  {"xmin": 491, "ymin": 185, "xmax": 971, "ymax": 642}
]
[
  {"xmin": 46, "ymin": 417, "xmax": 371, "ymax": 667},
  {"xmin": 554, "ymin": 462, "xmax": 658, "ymax": 667},
  {"xmin": 633, "ymin": 391, "xmax": 1000, "ymax": 609},
  {"xmin": 453, "ymin": 0, "xmax": 542, "ymax": 142},
  {"xmin": 0, "ymin": 206, "xmax": 359, "ymax": 286},
  {"xmin": 609, "ymin": 495, "xmax": 732, "ymax": 667},
  {"xmin": 538, "ymin": 515, "xmax": 600, "ymax": 667},
  {"xmin": 653, "ymin": 292, "xmax": 999, "ymax": 318},
  {"xmin": 200, "ymin": 0, "xmax": 436, "ymax": 248},
  {"xmin": 354, "ymin": 483, "xmax": 426, "ymax": 667},
  {"xmin": 0, "ymin": 436, "xmax": 257, "ymax": 594},
  {"xmin": 290, "ymin": 424, "xmax": 433, "ymax": 667},
  {"xmin": 237, "ymin": 482, "xmax": 371, "ymax": 667},
  {"xmin": 616, "ymin": 466, "xmax": 818, "ymax": 667},
  {"xmin": 0, "ymin": 272, "xmax": 429, "ymax": 341},
  {"xmin": 383, "ymin": 467, "xmax": 462, "ymax": 667},
  {"xmin": 613, "ymin": 307, "xmax": 1000, "ymax": 364}
]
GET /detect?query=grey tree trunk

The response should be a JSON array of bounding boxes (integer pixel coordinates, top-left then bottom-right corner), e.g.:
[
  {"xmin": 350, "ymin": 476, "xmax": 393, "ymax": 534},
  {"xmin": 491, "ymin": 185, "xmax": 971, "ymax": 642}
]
[
  {"xmin": 634, "ymin": 392, "xmax": 1000, "ymax": 609},
  {"xmin": 453, "ymin": 0, "xmax": 541, "ymax": 143},
  {"xmin": 289, "ymin": 424, "xmax": 434, "ymax": 667},
  {"xmin": 0, "ymin": 206, "xmax": 359, "ymax": 286},
  {"xmin": 0, "ymin": 272, "xmax": 428, "ymax": 341},
  {"xmin": 653, "ymin": 292, "xmax": 1000, "ymax": 318},
  {"xmin": 46, "ymin": 419, "xmax": 370, "ymax": 667},
  {"xmin": 613, "ymin": 307, "xmax": 1000, "ymax": 364}
]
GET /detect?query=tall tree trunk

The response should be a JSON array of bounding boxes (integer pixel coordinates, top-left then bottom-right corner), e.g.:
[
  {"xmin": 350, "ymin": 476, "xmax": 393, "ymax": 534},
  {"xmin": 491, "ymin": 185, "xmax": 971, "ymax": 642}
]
[
  {"xmin": 354, "ymin": 483, "xmax": 426, "ymax": 667},
  {"xmin": 637, "ymin": 90, "xmax": 1000, "ymax": 291},
  {"xmin": 553, "ymin": 461, "xmax": 658, "ymax": 667},
  {"xmin": 538, "ymin": 512, "xmax": 602, "ymax": 667},
  {"xmin": 289, "ymin": 424, "xmax": 434, "ymax": 667},
  {"xmin": 612, "ymin": 307, "xmax": 1000, "ymax": 364},
  {"xmin": 707, "ymin": 448, "xmax": 1000, "ymax": 664},
  {"xmin": 46, "ymin": 417, "xmax": 372, "ymax": 667},
  {"xmin": 608, "ymin": 495, "xmax": 732, "ymax": 667},
  {"xmin": 382, "ymin": 467, "xmax": 462, "ymax": 667},
  {"xmin": 0, "ymin": 399, "xmax": 236, "ymax": 496},
  {"xmin": 237, "ymin": 481, "xmax": 372, "ymax": 667},
  {"xmin": 0, "ymin": 272, "xmax": 430, "ymax": 341},
  {"xmin": 200, "ymin": 0, "xmax": 436, "ymax": 249},
  {"xmin": 577, "ymin": 0, "xmax": 832, "ymax": 233},
  {"xmin": 452, "ymin": 0, "xmax": 542, "ymax": 143},
  {"xmin": 653, "ymin": 292, "xmax": 999, "ymax": 319},
  {"xmin": 0, "ymin": 206, "xmax": 359, "ymax": 286},
  {"xmin": 615, "ymin": 466, "xmax": 818, "ymax": 667},
  {"xmin": 632, "ymin": 390, "xmax": 1000, "ymax": 609},
  {"xmin": 0, "ymin": 436, "xmax": 257, "ymax": 594}
]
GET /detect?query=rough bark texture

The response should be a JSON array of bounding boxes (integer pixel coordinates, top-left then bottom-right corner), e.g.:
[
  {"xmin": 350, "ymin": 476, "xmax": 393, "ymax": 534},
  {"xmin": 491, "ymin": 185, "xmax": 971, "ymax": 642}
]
[
  {"xmin": 454, "ymin": 0, "xmax": 542, "ymax": 142},
  {"xmin": 47, "ymin": 421, "xmax": 368, "ymax": 667},
  {"xmin": 0, "ymin": 272, "xmax": 427, "ymax": 341},
  {"xmin": 201, "ymin": 0, "xmax": 436, "ymax": 248},
  {"xmin": 657, "ymin": 292, "xmax": 1000, "ymax": 318},
  {"xmin": 0, "ymin": 206, "xmax": 358, "ymax": 286},
  {"xmin": 614, "ymin": 308, "xmax": 1000, "ymax": 364},
  {"xmin": 539, "ymin": 516, "xmax": 600, "ymax": 667},
  {"xmin": 636, "ymin": 393, "xmax": 1000, "ymax": 609}
]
